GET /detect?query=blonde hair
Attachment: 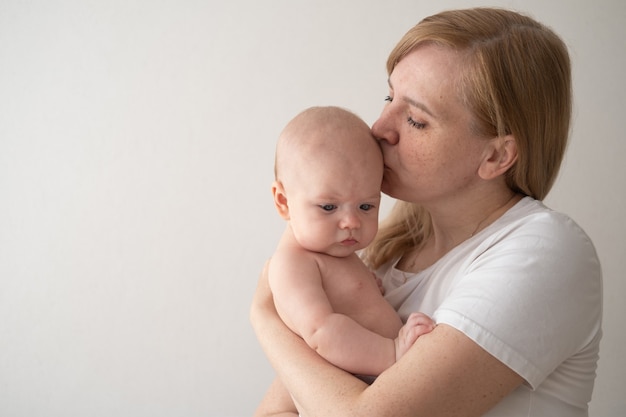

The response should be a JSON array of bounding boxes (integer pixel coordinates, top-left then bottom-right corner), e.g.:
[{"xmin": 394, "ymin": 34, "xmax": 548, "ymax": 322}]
[{"xmin": 364, "ymin": 8, "xmax": 572, "ymax": 269}]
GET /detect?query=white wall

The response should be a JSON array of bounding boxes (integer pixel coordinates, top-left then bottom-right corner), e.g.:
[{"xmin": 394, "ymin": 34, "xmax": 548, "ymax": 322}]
[{"xmin": 0, "ymin": 0, "xmax": 623, "ymax": 416}]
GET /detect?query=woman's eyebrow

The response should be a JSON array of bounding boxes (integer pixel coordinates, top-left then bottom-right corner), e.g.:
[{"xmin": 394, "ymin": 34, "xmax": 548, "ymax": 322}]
[
  {"xmin": 387, "ymin": 78, "xmax": 436, "ymax": 118},
  {"xmin": 403, "ymin": 96, "xmax": 435, "ymax": 118}
]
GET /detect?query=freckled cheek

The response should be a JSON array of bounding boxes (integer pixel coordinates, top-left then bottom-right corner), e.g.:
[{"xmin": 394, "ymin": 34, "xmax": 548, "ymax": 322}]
[
  {"xmin": 398, "ymin": 130, "xmax": 435, "ymax": 165},
  {"xmin": 404, "ymin": 144, "xmax": 436, "ymax": 171},
  {"xmin": 437, "ymin": 146, "xmax": 479, "ymax": 182}
]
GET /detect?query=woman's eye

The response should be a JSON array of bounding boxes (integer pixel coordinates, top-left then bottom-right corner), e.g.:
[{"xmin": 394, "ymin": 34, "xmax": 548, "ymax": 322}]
[
  {"xmin": 320, "ymin": 204, "xmax": 336, "ymax": 211},
  {"xmin": 407, "ymin": 116, "xmax": 426, "ymax": 129}
]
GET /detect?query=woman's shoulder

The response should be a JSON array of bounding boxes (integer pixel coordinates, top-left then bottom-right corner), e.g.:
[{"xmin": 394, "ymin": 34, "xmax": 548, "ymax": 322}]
[
  {"xmin": 499, "ymin": 197, "xmax": 595, "ymax": 247},
  {"xmin": 484, "ymin": 197, "xmax": 601, "ymax": 286},
  {"xmin": 506, "ymin": 196, "xmax": 571, "ymax": 224}
]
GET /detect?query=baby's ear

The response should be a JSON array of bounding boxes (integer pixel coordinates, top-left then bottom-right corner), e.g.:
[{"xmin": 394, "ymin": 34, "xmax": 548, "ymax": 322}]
[{"xmin": 272, "ymin": 181, "xmax": 290, "ymax": 220}]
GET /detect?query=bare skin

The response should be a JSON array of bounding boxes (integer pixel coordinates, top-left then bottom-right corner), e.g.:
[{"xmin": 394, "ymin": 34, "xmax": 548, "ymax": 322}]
[
  {"xmin": 252, "ymin": 44, "xmax": 527, "ymax": 416},
  {"xmin": 260, "ymin": 107, "xmax": 436, "ymax": 416},
  {"xmin": 271, "ymin": 227, "xmax": 435, "ymax": 373},
  {"xmin": 252, "ymin": 264, "xmax": 524, "ymax": 417}
]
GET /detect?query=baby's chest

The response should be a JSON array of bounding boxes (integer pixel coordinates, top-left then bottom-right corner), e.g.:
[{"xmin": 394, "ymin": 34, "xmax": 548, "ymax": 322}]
[{"xmin": 319, "ymin": 258, "xmax": 381, "ymax": 310}]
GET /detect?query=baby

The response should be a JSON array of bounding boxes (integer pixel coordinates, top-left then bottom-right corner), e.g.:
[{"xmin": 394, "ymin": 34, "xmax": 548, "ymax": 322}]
[{"xmin": 269, "ymin": 106, "xmax": 434, "ymax": 379}]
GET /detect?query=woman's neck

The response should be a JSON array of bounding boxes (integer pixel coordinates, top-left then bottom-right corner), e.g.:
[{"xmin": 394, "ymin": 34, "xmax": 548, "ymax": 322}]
[{"xmin": 398, "ymin": 189, "xmax": 521, "ymax": 273}]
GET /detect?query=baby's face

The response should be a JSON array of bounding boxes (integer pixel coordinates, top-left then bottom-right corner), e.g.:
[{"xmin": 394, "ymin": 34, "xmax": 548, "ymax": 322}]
[{"xmin": 286, "ymin": 144, "xmax": 383, "ymax": 257}]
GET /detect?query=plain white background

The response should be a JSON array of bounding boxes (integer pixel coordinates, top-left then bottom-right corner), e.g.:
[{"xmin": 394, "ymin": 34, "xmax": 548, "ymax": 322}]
[{"xmin": 0, "ymin": 0, "xmax": 624, "ymax": 416}]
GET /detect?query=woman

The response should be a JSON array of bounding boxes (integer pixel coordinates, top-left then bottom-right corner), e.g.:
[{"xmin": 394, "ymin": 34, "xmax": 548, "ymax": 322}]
[{"xmin": 251, "ymin": 7, "xmax": 602, "ymax": 417}]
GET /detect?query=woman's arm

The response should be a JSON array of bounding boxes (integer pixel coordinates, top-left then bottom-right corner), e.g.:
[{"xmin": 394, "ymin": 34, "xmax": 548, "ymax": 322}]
[
  {"xmin": 251, "ymin": 264, "xmax": 524, "ymax": 417},
  {"xmin": 254, "ymin": 377, "xmax": 298, "ymax": 417}
]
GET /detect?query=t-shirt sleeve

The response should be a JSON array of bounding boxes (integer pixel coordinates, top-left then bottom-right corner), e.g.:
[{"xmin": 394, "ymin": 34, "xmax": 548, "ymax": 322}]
[{"xmin": 432, "ymin": 212, "xmax": 602, "ymax": 388}]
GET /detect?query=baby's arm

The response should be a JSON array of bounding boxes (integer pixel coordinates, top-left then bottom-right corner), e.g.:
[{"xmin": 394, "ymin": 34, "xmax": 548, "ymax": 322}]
[
  {"xmin": 369, "ymin": 270, "xmax": 435, "ymax": 360},
  {"xmin": 270, "ymin": 253, "xmax": 398, "ymax": 376}
]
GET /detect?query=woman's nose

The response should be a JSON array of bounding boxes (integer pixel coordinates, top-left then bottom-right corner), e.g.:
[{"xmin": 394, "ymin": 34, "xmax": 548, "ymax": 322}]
[{"xmin": 371, "ymin": 108, "xmax": 399, "ymax": 145}]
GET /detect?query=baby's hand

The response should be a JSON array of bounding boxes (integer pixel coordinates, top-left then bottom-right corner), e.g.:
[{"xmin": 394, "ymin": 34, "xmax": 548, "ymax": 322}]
[{"xmin": 394, "ymin": 312, "xmax": 436, "ymax": 361}]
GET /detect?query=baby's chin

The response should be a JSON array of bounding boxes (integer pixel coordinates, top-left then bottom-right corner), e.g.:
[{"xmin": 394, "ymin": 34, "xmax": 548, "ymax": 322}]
[{"xmin": 315, "ymin": 243, "xmax": 364, "ymax": 258}]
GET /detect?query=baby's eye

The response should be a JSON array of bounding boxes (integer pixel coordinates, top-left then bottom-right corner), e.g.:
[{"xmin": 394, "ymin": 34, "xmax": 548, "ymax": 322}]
[
  {"xmin": 320, "ymin": 204, "xmax": 337, "ymax": 212},
  {"xmin": 360, "ymin": 204, "xmax": 374, "ymax": 211},
  {"xmin": 384, "ymin": 95, "xmax": 393, "ymax": 103},
  {"xmin": 407, "ymin": 116, "xmax": 426, "ymax": 130}
]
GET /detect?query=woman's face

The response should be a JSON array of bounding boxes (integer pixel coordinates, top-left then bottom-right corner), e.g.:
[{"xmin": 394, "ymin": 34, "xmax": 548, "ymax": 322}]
[{"xmin": 372, "ymin": 44, "xmax": 490, "ymax": 205}]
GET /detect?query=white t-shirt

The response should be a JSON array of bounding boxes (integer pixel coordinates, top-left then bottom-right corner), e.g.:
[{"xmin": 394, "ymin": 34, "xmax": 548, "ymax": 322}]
[{"xmin": 379, "ymin": 197, "xmax": 602, "ymax": 416}]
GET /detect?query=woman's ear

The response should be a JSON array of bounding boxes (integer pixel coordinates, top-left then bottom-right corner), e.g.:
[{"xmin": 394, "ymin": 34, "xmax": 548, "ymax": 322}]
[
  {"xmin": 478, "ymin": 135, "xmax": 518, "ymax": 180},
  {"xmin": 272, "ymin": 180, "xmax": 290, "ymax": 220}
]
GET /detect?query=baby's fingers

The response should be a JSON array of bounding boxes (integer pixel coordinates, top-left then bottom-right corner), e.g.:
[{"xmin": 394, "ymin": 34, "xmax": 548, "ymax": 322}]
[
  {"xmin": 403, "ymin": 312, "xmax": 436, "ymax": 339},
  {"xmin": 405, "ymin": 312, "xmax": 436, "ymax": 329}
]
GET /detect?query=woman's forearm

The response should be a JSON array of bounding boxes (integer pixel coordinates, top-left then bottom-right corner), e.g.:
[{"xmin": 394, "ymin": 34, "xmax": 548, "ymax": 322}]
[
  {"xmin": 253, "ymin": 377, "xmax": 299, "ymax": 417},
  {"xmin": 250, "ymin": 265, "xmax": 522, "ymax": 417}
]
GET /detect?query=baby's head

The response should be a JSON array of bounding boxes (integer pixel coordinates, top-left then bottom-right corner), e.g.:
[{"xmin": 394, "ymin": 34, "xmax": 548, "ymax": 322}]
[{"xmin": 272, "ymin": 106, "xmax": 383, "ymax": 257}]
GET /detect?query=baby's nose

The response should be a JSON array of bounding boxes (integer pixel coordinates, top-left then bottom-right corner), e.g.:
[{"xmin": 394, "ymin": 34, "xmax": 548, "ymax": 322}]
[{"xmin": 339, "ymin": 212, "xmax": 360, "ymax": 229}]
